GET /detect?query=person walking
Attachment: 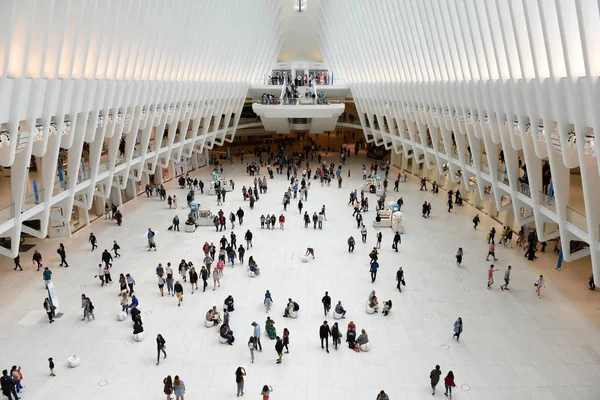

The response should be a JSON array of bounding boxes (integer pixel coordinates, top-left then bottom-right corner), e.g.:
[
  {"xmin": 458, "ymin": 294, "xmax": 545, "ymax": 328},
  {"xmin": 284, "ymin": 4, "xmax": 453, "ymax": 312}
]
[
  {"xmin": 370, "ymin": 260, "xmax": 379, "ymax": 283},
  {"xmin": 1, "ymin": 369, "xmax": 18, "ymax": 400},
  {"xmin": 376, "ymin": 232, "xmax": 382, "ymax": 249},
  {"xmin": 487, "ymin": 265, "xmax": 499, "ymax": 289},
  {"xmin": 57, "ymin": 243, "xmax": 68, "ymax": 267},
  {"xmin": 453, "ymin": 317, "xmax": 463, "ymax": 341},
  {"xmin": 534, "ymin": 275, "xmax": 545, "ymax": 298},
  {"xmin": 500, "ymin": 265, "xmax": 512, "ymax": 290},
  {"xmin": 213, "ymin": 266, "xmax": 222, "ymax": 291},
  {"xmin": 189, "ymin": 267, "xmax": 198, "ymax": 294},
  {"xmin": 361, "ymin": 225, "xmax": 367, "ymax": 243},
  {"xmin": 102, "ymin": 249, "xmax": 113, "ymax": 268},
  {"xmin": 89, "ymin": 233, "xmax": 98, "ymax": 251},
  {"xmin": 200, "ymin": 265, "xmax": 208, "ymax": 292},
  {"xmin": 163, "ymin": 375, "xmax": 174, "ymax": 399},
  {"xmin": 43, "ymin": 298, "xmax": 55, "ymax": 323},
  {"xmin": 112, "ymin": 240, "xmax": 121, "ymax": 257},
  {"xmin": 32, "ymin": 250, "xmax": 42, "ymax": 271},
  {"xmin": 264, "ymin": 290, "xmax": 273, "ymax": 313},
  {"xmin": 322, "ymin": 291, "xmax": 331, "ymax": 316},
  {"xmin": 156, "ymin": 334, "xmax": 167, "ymax": 365},
  {"xmin": 486, "ymin": 242, "xmax": 497, "ymax": 261},
  {"xmin": 13, "ymin": 255, "xmax": 22, "ymax": 271},
  {"xmin": 396, "ymin": 267, "xmax": 404, "ymax": 292},
  {"xmin": 275, "ymin": 337, "xmax": 284, "ymax": 364},
  {"xmin": 319, "ymin": 320, "xmax": 332, "ymax": 353},
  {"xmin": 456, "ymin": 247, "xmax": 463, "ymax": 266},
  {"xmin": 126, "ymin": 273, "xmax": 136, "ymax": 295},
  {"xmin": 488, "ymin": 227, "xmax": 496, "ymax": 244},
  {"xmin": 235, "ymin": 367, "xmax": 246, "ymax": 397},
  {"xmin": 348, "ymin": 236, "xmax": 355, "ymax": 252},
  {"xmin": 430, "ymin": 365, "xmax": 442, "ymax": 395},
  {"xmin": 331, "ymin": 322, "xmax": 341, "ymax": 350},
  {"xmin": 96, "ymin": 264, "xmax": 106, "ymax": 287},
  {"xmin": 248, "ymin": 337, "xmax": 256, "ymax": 363},
  {"xmin": 473, "ymin": 215, "xmax": 480, "ymax": 229},
  {"xmin": 444, "ymin": 371, "xmax": 456, "ymax": 398},
  {"xmin": 392, "ymin": 231, "xmax": 401, "ymax": 251},
  {"xmin": 174, "ymin": 281, "xmax": 184, "ymax": 306}
]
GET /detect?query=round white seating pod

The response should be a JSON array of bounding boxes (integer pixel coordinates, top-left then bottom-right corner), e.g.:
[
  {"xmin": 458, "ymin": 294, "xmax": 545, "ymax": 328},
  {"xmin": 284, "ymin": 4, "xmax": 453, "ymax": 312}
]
[
  {"xmin": 133, "ymin": 332, "xmax": 145, "ymax": 342},
  {"xmin": 117, "ymin": 311, "xmax": 127, "ymax": 321},
  {"xmin": 248, "ymin": 271, "xmax": 257, "ymax": 278},
  {"xmin": 360, "ymin": 343, "xmax": 371, "ymax": 352},
  {"xmin": 366, "ymin": 306, "xmax": 376, "ymax": 314},
  {"xmin": 219, "ymin": 336, "xmax": 229, "ymax": 344},
  {"xmin": 205, "ymin": 320, "xmax": 218, "ymax": 328},
  {"xmin": 333, "ymin": 312, "xmax": 344, "ymax": 319},
  {"xmin": 301, "ymin": 256, "xmax": 309, "ymax": 263},
  {"xmin": 67, "ymin": 355, "xmax": 80, "ymax": 368},
  {"xmin": 289, "ymin": 311, "xmax": 298, "ymax": 318}
]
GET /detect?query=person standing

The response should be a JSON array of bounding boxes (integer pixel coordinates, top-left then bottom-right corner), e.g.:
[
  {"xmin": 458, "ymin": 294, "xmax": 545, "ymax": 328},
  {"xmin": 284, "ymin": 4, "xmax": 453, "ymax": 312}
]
[
  {"xmin": 126, "ymin": 273, "xmax": 136, "ymax": 295},
  {"xmin": 248, "ymin": 337, "xmax": 256, "ymax": 363},
  {"xmin": 244, "ymin": 229, "xmax": 253, "ymax": 248},
  {"xmin": 534, "ymin": 275, "xmax": 545, "ymax": 298},
  {"xmin": 163, "ymin": 376, "xmax": 174, "ymax": 399},
  {"xmin": 174, "ymin": 281, "xmax": 184, "ymax": 306},
  {"xmin": 42, "ymin": 267, "xmax": 52, "ymax": 288},
  {"xmin": 473, "ymin": 215, "xmax": 480, "ymax": 230},
  {"xmin": 200, "ymin": 266, "xmax": 208, "ymax": 292},
  {"xmin": 444, "ymin": 371, "xmax": 456, "ymax": 398},
  {"xmin": 486, "ymin": 242, "xmax": 497, "ymax": 261},
  {"xmin": 376, "ymin": 390, "xmax": 390, "ymax": 400},
  {"xmin": 322, "ymin": 291, "xmax": 331, "ymax": 316},
  {"xmin": 370, "ymin": 260, "xmax": 379, "ymax": 283},
  {"xmin": 235, "ymin": 367, "xmax": 246, "ymax": 397},
  {"xmin": 488, "ymin": 227, "xmax": 496, "ymax": 244},
  {"xmin": 361, "ymin": 225, "xmax": 367, "ymax": 243},
  {"xmin": 189, "ymin": 267, "xmax": 198, "ymax": 294},
  {"xmin": 48, "ymin": 358, "xmax": 55, "ymax": 377},
  {"xmin": 1, "ymin": 369, "xmax": 17, "ymax": 400},
  {"xmin": 172, "ymin": 215, "xmax": 180, "ymax": 231},
  {"xmin": 213, "ymin": 266, "xmax": 222, "ymax": 291},
  {"xmin": 32, "ymin": 250, "xmax": 42, "ymax": 271},
  {"xmin": 261, "ymin": 385, "xmax": 274, "ymax": 400},
  {"xmin": 251, "ymin": 321, "xmax": 263, "ymax": 352},
  {"xmin": 237, "ymin": 207, "xmax": 244, "ymax": 225},
  {"xmin": 173, "ymin": 375, "xmax": 185, "ymax": 400},
  {"xmin": 500, "ymin": 266, "xmax": 512, "ymax": 290},
  {"xmin": 282, "ymin": 328, "xmax": 290, "ymax": 353},
  {"xmin": 275, "ymin": 336, "xmax": 284, "ymax": 364},
  {"xmin": 264, "ymin": 290, "xmax": 273, "ymax": 313},
  {"xmin": 156, "ymin": 334, "xmax": 167, "ymax": 365},
  {"xmin": 396, "ymin": 267, "xmax": 404, "ymax": 292},
  {"xmin": 89, "ymin": 233, "xmax": 98, "ymax": 251},
  {"xmin": 376, "ymin": 232, "xmax": 382, "ymax": 249},
  {"xmin": 319, "ymin": 320, "xmax": 332, "ymax": 353},
  {"xmin": 456, "ymin": 247, "xmax": 463, "ymax": 266},
  {"xmin": 430, "ymin": 365, "xmax": 442, "ymax": 395},
  {"xmin": 487, "ymin": 265, "xmax": 499, "ymax": 289},
  {"xmin": 453, "ymin": 317, "xmax": 463, "ymax": 341}
]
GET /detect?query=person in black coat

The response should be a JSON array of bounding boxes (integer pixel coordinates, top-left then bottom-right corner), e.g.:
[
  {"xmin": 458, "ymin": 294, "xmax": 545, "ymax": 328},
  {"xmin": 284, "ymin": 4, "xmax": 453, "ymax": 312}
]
[
  {"xmin": 275, "ymin": 336, "xmax": 284, "ymax": 364},
  {"xmin": 102, "ymin": 250, "xmax": 113, "ymax": 267},
  {"xmin": 321, "ymin": 292, "xmax": 331, "ymax": 316},
  {"xmin": 319, "ymin": 321, "xmax": 332, "ymax": 353},
  {"xmin": 156, "ymin": 334, "xmax": 167, "ymax": 365},
  {"xmin": 224, "ymin": 295, "xmax": 235, "ymax": 312}
]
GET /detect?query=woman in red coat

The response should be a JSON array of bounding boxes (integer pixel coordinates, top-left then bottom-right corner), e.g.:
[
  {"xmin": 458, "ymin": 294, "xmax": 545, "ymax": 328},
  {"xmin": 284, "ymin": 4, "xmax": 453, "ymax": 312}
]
[{"xmin": 444, "ymin": 371, "xmax": 456, "ymax": 398}]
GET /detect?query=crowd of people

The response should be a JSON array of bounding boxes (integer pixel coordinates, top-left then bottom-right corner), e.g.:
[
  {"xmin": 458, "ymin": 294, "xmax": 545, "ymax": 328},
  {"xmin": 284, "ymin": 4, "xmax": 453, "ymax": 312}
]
[{"xmin": 4, "ymin": 140, "xmax": 579, "ymax": 400}]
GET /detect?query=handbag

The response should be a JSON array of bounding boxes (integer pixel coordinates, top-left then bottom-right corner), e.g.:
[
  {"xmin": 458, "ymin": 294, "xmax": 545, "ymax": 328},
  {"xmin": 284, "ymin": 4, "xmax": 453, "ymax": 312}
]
[{"xmin": 401, "ymin": 279, "xmax": 406, "ymax": 286}]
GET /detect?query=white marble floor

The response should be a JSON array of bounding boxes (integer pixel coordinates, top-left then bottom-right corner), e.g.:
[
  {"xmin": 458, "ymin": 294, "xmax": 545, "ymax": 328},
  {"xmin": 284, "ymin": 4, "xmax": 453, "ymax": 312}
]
[{"xmin": 0, "ymin": 153, "xmax": 599, "ymax": 400}]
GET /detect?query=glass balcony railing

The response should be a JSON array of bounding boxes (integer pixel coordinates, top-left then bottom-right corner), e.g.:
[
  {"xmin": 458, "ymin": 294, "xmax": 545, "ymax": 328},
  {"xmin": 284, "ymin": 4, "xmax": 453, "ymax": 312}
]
[
  {"xmin": 567, "ymin": 206, "xmax": 588, "ymax": 233},
  {"xmin": 253, "ymin": 97, "xmax": 345, "ymax": 105}
]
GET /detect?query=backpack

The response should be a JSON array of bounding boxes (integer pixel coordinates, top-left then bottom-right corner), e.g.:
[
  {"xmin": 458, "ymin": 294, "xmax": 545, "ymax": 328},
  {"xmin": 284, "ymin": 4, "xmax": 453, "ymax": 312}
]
[
  {"xmin": 88, "ymin": 301, "xmax": 94, "ymax": 311},
  {"xmin": 293, "ymin": 302, "xmax": 299, "ymax": 311}
]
